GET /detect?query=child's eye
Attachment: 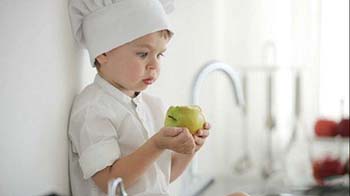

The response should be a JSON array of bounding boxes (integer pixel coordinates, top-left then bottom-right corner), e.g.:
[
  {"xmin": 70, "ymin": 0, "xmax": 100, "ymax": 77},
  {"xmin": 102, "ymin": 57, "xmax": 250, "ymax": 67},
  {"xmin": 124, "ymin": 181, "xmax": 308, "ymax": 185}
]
[
  {"xmin": 137, "ymin": 52, "xmax": 148, "ymax": 58},
  {"xmin": 157, "ymin": 53, "xmax": 165, "ymax": 59}
]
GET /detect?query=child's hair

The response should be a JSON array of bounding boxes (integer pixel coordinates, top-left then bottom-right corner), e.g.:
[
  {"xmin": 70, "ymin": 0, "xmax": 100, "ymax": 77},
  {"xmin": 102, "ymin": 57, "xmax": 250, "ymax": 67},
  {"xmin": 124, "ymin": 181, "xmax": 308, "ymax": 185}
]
[{"xmin": 94, "ymin": 29, "xmax": 172, "ymax": 68}]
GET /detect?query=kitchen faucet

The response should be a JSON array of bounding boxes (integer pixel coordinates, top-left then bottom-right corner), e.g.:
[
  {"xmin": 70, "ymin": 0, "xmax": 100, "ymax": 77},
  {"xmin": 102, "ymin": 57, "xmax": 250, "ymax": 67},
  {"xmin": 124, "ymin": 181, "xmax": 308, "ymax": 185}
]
[
  {"xmin": 108, "ymin": 177, "xmax": 128, "ymax": 196},
  {"xmin": 191, "ymin": 61, "xmax": 245, "ymax": 175},
  {"xmin": 185, "ymin": 61, "xmax": 245, "ymax": 195},
  {"xmin": 192, "ymin": 61, "xmax": 245, "ymax": 109}
]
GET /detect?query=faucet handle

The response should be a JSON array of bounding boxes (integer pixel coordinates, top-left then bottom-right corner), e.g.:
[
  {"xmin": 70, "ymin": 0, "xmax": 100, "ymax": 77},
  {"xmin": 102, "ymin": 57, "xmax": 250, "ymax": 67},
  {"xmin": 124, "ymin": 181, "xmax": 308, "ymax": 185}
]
[{"xmin": 108, "ymin": 177, "xmax": 128, "ymax": 196}]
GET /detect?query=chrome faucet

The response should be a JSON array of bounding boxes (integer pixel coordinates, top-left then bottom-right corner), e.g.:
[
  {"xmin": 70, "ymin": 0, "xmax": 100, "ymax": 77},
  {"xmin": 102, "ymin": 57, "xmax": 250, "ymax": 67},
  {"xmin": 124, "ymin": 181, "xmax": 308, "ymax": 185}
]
[
  {"xmin": 179, "ymin": 61, "xmax": 246, "ymax": 196},
  {"xmin": 190, "ymin": 61, "xmax": 245, "ymax": 176},
  {"xmin": 108, "ymin": 177, "xmax": 128, "ymax": 196},
  {"xmin": 192, "ymin": 61, "xmax": 245, "ymax": 108}
]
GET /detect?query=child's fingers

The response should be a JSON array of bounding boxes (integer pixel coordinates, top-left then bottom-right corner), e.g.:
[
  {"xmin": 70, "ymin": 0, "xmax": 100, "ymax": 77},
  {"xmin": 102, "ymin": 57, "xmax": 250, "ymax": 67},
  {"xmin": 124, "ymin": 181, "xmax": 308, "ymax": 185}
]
[
  {"xmin": 203, "ymin": 122, "xmax": 211, "ymax": 130},
  {"xmin": 194, "ymin": 136, "xmax": 205, "ymax": 146},
  {"xmin": 201, "ymin": 129, "xmax": 209, "ymax": 137},
  {"xmin": 177, "ymin": 129, "xmax": 193, "ymax": 143},
  {"xmin": 175, "ymin": 130, "xmax": 196, "ymax": 153},
  {"xmin": 163, "ymin": 127, "xmax": 183, "ymax": 137},
  {"xmin": 196, "ymin": 129, "xmax": 209, "ymax": 138}
]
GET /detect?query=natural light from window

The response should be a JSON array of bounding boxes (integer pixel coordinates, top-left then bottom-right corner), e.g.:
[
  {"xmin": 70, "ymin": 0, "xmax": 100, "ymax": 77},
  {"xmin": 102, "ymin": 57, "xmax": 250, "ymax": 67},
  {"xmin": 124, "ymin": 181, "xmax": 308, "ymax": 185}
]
[{"xmin": 319, "ymin": 0, "xmax": 349, "ymax": 118}]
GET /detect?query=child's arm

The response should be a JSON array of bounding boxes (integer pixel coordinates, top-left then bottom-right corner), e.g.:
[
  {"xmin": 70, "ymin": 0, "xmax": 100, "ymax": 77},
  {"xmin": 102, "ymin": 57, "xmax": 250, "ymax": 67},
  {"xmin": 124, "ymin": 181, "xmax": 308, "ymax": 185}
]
[
  {"xmin": 170, "ymin": 152, "xmax": 195, "ymax": 182},
  {"xmin": 170, "ymin": 123, "xmax": 210, "ymax": 182},
  {"xmin": 92, "ymin": 127, "xmax": 195, "ymax": 193}
]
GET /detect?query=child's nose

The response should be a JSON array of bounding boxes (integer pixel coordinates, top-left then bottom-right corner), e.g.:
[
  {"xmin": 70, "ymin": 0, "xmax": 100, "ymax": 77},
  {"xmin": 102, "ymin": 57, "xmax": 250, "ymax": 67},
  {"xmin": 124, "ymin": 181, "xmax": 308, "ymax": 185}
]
[{"xmin": 147, "ymin": 58, "xmax": 159, "ymax": 70}]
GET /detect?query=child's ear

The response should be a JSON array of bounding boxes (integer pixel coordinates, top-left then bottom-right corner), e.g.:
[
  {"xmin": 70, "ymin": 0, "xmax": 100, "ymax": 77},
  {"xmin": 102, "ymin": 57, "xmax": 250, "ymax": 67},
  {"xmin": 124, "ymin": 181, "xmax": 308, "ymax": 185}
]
[{"xmin": 95, "ymin": 53, "xmax": 108, "ymax": 65}]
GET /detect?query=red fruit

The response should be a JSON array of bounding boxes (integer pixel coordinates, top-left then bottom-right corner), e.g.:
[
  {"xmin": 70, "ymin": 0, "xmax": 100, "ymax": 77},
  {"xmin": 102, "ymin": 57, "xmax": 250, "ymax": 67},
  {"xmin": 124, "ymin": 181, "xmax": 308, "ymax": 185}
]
[
  {"xmin": 312, "ymin": 157, "xmax": 344, "ymax": 185},
  {"xmin": 322, "ymin": 157, "xmax": 344, "ymax": 175},
  {"xmin": 312, "ymin": 160, "xmax": 324, "ymax": 184},
  {"xmin": 337, "ymin": 118, "xmax": 350, "ymax": 137},
  {"xmin": 315, "ymin": 119, "xmax": 338, "ymax": 137}
]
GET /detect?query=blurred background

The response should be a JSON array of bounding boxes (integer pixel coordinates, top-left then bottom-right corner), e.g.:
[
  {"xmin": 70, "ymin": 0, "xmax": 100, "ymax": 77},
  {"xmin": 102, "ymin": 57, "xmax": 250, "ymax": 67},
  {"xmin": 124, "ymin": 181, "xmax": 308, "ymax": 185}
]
[{"xmin": 0, "ymin": 0, "xmax": 348, "ymax": 195}]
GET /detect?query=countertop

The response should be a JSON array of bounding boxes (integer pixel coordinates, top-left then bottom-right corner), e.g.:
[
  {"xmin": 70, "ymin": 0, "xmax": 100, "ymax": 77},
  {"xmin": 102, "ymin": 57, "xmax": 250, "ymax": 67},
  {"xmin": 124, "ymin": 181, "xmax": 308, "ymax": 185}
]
[{"xmin": 193, "ymin": 175, "xmax": 349, "ymax": 196}]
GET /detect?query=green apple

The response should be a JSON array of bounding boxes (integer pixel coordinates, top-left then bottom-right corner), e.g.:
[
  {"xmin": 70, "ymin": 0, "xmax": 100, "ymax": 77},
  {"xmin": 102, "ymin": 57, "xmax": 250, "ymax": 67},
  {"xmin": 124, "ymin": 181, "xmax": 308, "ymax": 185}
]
[{"xmin": 164, "ymin": 105, "xmax": 206, "ymax": 134}]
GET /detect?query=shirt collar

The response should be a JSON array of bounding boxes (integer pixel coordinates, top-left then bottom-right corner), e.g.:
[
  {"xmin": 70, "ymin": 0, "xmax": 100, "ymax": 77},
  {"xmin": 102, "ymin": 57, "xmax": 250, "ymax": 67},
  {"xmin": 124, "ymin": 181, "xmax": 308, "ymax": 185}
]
[
  {"xmin": 133, "ymin": 92, "xmax": 143, "ymax": 106},
  {"xmin": 94, "ymin": 74, "xmax": 143, "ymax": 107}
]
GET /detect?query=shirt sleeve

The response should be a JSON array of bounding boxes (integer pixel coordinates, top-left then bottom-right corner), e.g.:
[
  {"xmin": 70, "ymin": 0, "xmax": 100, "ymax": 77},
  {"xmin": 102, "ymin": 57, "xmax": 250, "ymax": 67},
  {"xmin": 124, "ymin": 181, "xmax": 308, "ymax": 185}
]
[{"xmin": 69, "ymin": 104, "xmax": 122, "ymax": 179}]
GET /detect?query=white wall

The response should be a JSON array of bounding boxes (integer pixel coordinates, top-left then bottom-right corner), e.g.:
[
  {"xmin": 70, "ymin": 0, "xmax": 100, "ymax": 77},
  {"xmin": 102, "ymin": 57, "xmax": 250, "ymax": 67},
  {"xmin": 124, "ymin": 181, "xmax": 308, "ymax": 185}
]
[{"xmin": 0, "ymin": 0, "xmax": 93, "ymax": 195}]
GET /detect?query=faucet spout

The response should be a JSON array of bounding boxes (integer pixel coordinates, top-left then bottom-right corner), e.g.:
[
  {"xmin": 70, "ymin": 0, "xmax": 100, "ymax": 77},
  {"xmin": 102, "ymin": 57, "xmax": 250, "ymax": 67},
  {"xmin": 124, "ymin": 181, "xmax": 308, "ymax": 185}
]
[{"xmin": 192, "ymin": 61, "xmax": 245, "ymax": 107}]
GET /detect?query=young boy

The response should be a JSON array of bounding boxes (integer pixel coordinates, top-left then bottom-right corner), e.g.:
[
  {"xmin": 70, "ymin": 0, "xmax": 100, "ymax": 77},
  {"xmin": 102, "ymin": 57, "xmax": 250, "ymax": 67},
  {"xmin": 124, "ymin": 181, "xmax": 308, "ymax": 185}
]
[{"xmin": 67, "ymin": 0, "xmax": 210, "ymax": 195}]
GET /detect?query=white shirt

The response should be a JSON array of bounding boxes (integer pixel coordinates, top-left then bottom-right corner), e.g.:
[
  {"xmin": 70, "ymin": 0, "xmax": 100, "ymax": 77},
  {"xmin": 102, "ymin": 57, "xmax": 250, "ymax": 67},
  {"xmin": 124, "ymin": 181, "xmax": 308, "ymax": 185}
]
[{"xmin": 68, "ymin": 74, "xmax": 172, "ymax": 196}]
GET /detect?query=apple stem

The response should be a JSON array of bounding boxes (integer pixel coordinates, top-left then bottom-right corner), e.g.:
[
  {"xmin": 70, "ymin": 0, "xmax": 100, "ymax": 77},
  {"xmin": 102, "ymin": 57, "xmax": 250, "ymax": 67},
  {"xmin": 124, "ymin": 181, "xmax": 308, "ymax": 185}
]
[{"xmin": 168, "ymin": 115, "xmax": 176, "ymax": 121}]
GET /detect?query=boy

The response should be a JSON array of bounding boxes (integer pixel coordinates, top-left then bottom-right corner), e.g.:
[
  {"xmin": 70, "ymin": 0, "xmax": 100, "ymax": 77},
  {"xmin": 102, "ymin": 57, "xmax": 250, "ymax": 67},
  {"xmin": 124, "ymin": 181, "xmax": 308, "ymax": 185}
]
[{"xmin": 68, "ymin": 0, "xmax": 210, "ymax": 195}]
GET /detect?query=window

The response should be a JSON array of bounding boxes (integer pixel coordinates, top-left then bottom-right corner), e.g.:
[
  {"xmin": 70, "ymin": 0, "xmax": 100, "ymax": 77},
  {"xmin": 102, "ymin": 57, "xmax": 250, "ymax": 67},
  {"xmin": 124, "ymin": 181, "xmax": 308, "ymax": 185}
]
[{"xmin": 319, "ymin": 0, "xmax": 349, "ymax": 117}]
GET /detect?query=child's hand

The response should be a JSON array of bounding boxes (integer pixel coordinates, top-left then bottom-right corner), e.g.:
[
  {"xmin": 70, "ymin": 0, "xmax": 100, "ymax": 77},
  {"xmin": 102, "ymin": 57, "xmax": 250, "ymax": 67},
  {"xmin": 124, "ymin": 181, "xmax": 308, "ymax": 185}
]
[
  {"xmin": 152, "ymin": 127, "xmax": 196, "ymax": 154},
  {"xmin": 193, "ymin": 122, "xmax": 210, "ymax": 152}
]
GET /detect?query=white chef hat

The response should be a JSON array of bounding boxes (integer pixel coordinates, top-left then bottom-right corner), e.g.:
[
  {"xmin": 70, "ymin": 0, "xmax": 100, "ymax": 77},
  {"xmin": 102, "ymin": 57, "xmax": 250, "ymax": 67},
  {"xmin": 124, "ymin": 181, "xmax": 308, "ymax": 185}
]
[{"xmin": 68, "ymin": 0, "xmax": 175, "ymax": 66}]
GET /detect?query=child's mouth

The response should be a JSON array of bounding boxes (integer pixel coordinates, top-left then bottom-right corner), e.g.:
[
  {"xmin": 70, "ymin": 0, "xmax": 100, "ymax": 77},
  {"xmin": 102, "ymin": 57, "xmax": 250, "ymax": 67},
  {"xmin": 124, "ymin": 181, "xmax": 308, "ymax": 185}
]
[{"xmin": 143, "ymin": 78, "xmax": 154, "ymax": 85}]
